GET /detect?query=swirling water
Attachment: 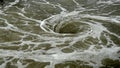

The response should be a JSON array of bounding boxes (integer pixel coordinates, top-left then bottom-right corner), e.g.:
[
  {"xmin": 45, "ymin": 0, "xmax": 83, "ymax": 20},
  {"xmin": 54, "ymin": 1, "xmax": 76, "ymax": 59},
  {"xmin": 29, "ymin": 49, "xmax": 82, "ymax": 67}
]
[{"xmin": 0, "ymin": 0, "xmax": 120, "ymax": 68}]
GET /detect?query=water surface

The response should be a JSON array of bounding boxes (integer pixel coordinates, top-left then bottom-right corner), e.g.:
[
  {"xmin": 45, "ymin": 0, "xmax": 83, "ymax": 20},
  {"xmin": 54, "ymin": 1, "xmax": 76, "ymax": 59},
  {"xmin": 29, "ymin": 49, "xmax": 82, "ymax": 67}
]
[{"xmin": 0, "ymin": 0, "xmax": 120, "ymax": 68}]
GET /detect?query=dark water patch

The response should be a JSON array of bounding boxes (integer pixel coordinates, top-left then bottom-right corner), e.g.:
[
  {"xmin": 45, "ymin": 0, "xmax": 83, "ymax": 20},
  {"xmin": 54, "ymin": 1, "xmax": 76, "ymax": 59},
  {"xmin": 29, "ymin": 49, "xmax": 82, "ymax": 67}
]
[
  {"xmin": 0, "ymin": 0, "xmax": 15, "ymax": 7},
  {"xmin": 0, "ymin": 56, "xmax": 14, "ymax": 65},
  {"xmin": 0, "ymin": 29, "xmax": 22, "ymax": 42},
  {"xmin": 75, "ymin": 0, "xmax": 98, "ymax": 8},
  {"xmin": 0, "ymin": 0, "xmax": 4, "ymax": 6},
  {"xmin": 3, "ymin": 0, "xmax": 16, "ymax": 3},
  {"xmin": 83, "ymin": 17, "xmax": 120, "ymax": 36},
  {"xmin": 103, "ymin": 22, "xmax": 120, "ymax": 36},
  {"xmin": 0, "ymin": 46, "xmax": 20, "ymax": 50},
  {"xmin": 4, "ymin": 56, "xmax": 13, "ymax": 60},
  {"xmin": 99, "ymin": 4, "xmax": 120, "ymax": 15},
  {"xmin": 26, "ymin": 61, "xmax": 50, "ymax": 68},
  {"xmin": 5, "ymin": 58, "xmax": 19, "ymax": 68},
  {"xmin": 8, "ymin": 44, "xmax": 39, "ymax": 51},
  {"xmin": 94, "ymin": 45, "xmax": 103, "ymax": 49},
  {"xmin": 47, "ymin": 0, "xmax": 77, "ymax": 11},
  {"xmin": 20, "ymin": 44, "xmax": 38, "ymax": 51},
  {"xmin": 101, "ymin": 58, "xmax": 120, "ymax": 68},
  {"xmin": 0, "ymin": 19, "xmax": 8, "ymax": 27},
  {"xmin": 79, "ymin": 9, "xmax": 99, "ymax": 15},
  {"xmin": 18, "ymin": 23, "xmax": 43, "ymax": 34},
  {"xmin": 72, "ymin": 41, "xmax": 89, "ymax": 51},
  {"xmin": 2, "ymin": 16, "xmax": 44, "ymax": 34},
  {"xmin": 4, "ymin": 58, "xmax": 50, "ymax": 68},
  {"xmin": 0, "ymin": 0, "xmax": 18, "ymax": 10},
  {"xmin": 0, "ymin": 58, "xmax": 5, "ymax": 65},
  {"xmin": 1, "ymin": 13, "xmax": 22, "ymax": 21},
  {"xmin": 55, "ymin": 60, "xmax": 92, "ymax": 68},
  {"xmin": 22, "ymin": 59, "xmax": 35, "ymax": 65},
  {"xmin": 74, "ymin": 0, "xmax": 87, "ymax": 5},
  {"xmin": 84, "ymin": 36, "xmax": 99, "ymax": 45},
  {"xmin": 4, "ymin": 6, "xmax": 22, "ymax": 13},
  {"xmin": 12, "ymin": 0, "xmax": 26, "ymax": 8},
  {"xmin": 33, "ymin": 43, "xmax": 52, "ymax": 51},
  {"xmin": 110, "ymin": 10, "xmax": 120, "ymax": 16},
  {"xmin": 2, "ymin": 57, "xmax": 51, "ymax": 68},
  {"xmin": 6, "ymin": 62, "xmax": 18, "ymax": 68},
  {"xmin": 17, "ymin": 23, "xmax": 35, "ymax": 33},
  {"xmin": 55, "ymin": 0, "xmax": 77, "ymax": 11},
  {"xmin": 11, "ymin": 41, "xmax": 22, "ymax": 45},
  {"xmin": 23, "ymin": 35, "xmax": 38, "ymax": 41},
  {"xmin": 24, "ymin": 2, "xmax": 61, "ymax": 20},
  {"xmin": 61, "ymin": 48, "xmax": 74, "ymax": 53},
  {"xmin": 23, "ymin": 24, "xmax": 42, "ymax": 33},
  {"xmin": 19, "ymin": 44, "xmax": 29, "ymax": 51},
  {"xmin": 57, "ymin": 43, "xmax": 69, "ymax": 47},
  {"xmin": 37, "ymin": 4, "xmax": 61, "ymax": 15},
  {"xmin": 100, "ymin": 32, "xmax": 108, "ymax": 45},
  {"xmin": 109, "ymin": 34, "xmax": 120, "ymax": 46}
]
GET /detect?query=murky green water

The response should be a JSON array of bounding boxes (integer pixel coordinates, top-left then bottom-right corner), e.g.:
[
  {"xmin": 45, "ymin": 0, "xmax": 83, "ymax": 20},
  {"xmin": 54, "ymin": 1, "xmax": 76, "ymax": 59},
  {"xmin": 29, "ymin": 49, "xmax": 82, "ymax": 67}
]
[{"xmin": 0, "ymin": 0, "xmax": 120, "ymax": 68}]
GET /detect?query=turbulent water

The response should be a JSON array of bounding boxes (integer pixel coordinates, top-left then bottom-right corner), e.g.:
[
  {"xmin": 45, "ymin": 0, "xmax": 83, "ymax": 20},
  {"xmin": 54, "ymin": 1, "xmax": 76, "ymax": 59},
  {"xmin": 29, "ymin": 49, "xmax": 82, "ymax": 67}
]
[{"xmin": 0, "ymin": 0, "xmax": 120, "ymax": 68}]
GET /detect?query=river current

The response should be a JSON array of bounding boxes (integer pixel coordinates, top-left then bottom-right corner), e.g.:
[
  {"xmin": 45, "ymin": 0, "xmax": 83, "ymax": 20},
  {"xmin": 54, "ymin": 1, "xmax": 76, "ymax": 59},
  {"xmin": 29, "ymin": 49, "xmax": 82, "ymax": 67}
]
[{"xmin": 0, "ymin": 0, "xmax": 120, "ymax": 68}]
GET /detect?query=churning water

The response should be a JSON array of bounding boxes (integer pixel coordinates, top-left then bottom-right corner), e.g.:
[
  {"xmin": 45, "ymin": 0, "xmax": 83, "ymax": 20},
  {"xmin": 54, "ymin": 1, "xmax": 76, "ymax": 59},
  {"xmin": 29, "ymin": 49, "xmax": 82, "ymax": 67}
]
[{"xmin": 0, "ymin": 0, "xmax": 120, "ymax": 68}]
